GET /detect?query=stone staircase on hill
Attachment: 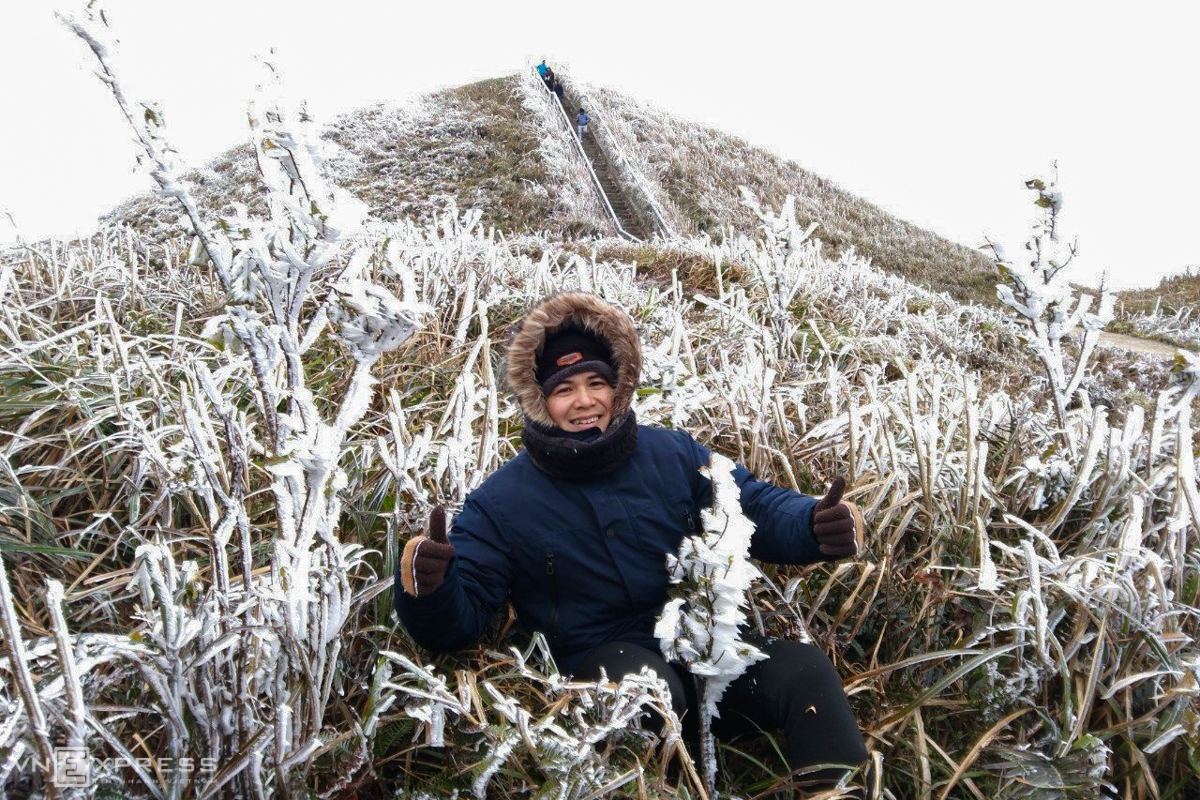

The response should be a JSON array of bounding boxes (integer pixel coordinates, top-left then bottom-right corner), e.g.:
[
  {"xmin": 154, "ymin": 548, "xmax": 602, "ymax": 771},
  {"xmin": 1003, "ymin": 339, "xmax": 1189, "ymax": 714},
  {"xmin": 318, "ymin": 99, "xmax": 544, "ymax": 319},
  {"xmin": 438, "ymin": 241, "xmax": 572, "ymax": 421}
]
[{"xmin": 558, "ymin": 90, "xmax": 650, "ymax": 241}]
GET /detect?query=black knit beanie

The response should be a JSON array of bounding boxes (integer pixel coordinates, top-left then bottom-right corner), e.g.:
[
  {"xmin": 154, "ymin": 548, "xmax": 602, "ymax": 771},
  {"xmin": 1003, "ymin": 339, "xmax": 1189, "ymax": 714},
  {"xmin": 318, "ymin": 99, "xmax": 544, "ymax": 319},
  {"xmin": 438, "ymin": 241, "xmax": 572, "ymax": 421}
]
[{"xmin": 536, "ymin": 326, "xmax": 616, "ymax": 395}]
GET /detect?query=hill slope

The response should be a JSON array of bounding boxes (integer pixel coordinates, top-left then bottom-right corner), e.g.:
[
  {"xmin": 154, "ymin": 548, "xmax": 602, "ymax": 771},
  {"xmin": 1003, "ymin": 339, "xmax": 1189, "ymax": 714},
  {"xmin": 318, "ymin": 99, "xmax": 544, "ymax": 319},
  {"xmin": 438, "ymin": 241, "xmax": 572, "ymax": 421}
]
[
  {"xmin": 97, "ymin": 70, "xmax": 1000, "ymax": 305},
  {"xmin": 1116, "ymin": 267, "xmax": 1200, "ymax": 315},
  {"xmin": 99, "ymin": 75, "xmax": 614, "ymax": 243},
  {"xmin": 564, "ymin": 74, "xmax": 999, "ymax": 304}
]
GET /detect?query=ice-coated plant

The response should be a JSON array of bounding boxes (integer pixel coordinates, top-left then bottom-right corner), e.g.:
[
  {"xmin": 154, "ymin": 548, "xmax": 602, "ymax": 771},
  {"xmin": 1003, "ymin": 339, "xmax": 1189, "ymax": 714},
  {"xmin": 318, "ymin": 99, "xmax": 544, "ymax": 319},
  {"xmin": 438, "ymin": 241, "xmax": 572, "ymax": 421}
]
[
  {"xmin": 987, "ymin": 171, "xmax": 1116, "ymax": 436},
  {"xmin": 0, "ymin": 5, "xmax": 423, "ymax": 797},
  {"xmin": 740, "ymin": 188, "xmax": 817, "ymax": 322},
  {"xmin": 382, "ymin": 637, "xmax": 689, "ymax": 800},
  {"xmin": 1167, "ymin": 347, "xmax": 1200, "ymax": 414},
  {"xmin": 1122, "ymin": 304, "xmax": 1200, "ymax": 349},
  {"xmin": 656, "ymin": 452, "xmax": 765, "ymax": 797}
]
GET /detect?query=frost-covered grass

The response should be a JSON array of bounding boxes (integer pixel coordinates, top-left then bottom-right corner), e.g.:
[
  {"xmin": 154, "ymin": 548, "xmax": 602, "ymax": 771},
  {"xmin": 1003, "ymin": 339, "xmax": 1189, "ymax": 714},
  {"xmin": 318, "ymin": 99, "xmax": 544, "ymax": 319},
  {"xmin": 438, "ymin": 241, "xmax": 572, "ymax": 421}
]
[
  {"xmin": 1111, "ymin": 269, "xmax": 1200, "ymax": 350},
  {"xmin": 1117, "ymin": 307, "xmax": 1200, "ymax": 352},
  {"xmin": 4, "ymin": 191, "xmax": 1198, "ymax": 797},
  {"xmin": 1124, "ymin": 309, "xmax": 1200, "ymax": 350},
  {"xmin": 2, "ymin": 10, "xmax": 1199, "ymax": 798}
]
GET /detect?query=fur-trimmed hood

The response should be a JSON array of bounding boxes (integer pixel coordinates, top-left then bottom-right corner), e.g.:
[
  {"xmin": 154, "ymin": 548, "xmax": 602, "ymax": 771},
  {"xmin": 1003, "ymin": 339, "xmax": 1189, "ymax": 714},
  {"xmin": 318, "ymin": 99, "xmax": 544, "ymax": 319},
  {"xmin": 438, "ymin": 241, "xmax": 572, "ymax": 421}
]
[{"xmin": 505, "ymin": 293, "xmax": 642, "ymax": 428}]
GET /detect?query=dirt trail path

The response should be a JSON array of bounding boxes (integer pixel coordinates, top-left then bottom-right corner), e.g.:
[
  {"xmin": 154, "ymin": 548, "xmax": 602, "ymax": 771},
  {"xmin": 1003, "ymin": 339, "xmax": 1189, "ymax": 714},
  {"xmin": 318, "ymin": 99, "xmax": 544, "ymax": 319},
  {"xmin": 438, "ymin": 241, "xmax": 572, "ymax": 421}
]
[{"xmin": 1096, "ymin": 331, "xmax": 1179, "ymax": 358}]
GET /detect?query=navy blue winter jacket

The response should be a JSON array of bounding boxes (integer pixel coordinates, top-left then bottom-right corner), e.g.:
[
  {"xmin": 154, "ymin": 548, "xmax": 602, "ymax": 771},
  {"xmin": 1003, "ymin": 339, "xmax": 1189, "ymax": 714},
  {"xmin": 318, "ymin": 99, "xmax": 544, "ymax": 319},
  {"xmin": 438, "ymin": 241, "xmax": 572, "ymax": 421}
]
[{"xmin": 395, "ymin": 425, "xmax": 822, "ymax": 675}]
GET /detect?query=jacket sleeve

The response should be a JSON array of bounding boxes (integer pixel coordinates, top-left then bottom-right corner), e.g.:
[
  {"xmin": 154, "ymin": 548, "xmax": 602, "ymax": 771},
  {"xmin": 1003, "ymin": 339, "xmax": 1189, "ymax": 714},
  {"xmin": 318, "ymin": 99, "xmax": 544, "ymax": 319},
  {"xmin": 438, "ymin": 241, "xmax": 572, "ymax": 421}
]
[
  {"xmin": 685, "ymin": 432, "xmax": 823, "ymax": 566},
  {"xmin": 394, "ymin": 493, "xmax": 512, "ymax": 653}
]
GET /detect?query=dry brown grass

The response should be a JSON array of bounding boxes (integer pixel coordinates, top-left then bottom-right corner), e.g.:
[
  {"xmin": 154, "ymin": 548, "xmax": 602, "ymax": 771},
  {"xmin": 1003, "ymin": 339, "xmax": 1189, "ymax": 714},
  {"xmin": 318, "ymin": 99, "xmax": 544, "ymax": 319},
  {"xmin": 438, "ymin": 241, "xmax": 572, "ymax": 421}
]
[
  {"xmin": 1115, "ymin": 268, "xmax": 1200, "ymax": 316},
  {"xmin": 588, "ymin": 241, "xmax": 747, "ymax": 295},
  {"xmin": 1113, "ymin": 267, "xmax": 1200, "ymax": 314}
]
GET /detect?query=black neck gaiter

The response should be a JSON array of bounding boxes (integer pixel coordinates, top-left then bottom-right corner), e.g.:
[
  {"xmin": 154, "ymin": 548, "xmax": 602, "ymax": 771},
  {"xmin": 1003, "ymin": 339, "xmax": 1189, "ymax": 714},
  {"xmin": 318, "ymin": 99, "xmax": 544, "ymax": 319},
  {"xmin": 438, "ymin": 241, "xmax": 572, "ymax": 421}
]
[{"xmin": 520, "ymin": 411, "xmax": 639, "ymax": 480}]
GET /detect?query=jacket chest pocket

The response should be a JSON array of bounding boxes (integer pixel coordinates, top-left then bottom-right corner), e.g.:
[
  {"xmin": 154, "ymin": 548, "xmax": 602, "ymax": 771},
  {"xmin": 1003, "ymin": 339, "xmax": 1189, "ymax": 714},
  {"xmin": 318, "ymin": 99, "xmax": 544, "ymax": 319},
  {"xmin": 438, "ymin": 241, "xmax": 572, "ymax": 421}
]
[
  {"xmin": 626, "ymin": 493, "xmax": 696, "ymax": 558},
  {"xmin": 621, "ymin": 493, "xmax": 698, "ymax": 608},
  {"xmin": 513, "ymin": 527, "xmax": 626, "ymax": 630}
]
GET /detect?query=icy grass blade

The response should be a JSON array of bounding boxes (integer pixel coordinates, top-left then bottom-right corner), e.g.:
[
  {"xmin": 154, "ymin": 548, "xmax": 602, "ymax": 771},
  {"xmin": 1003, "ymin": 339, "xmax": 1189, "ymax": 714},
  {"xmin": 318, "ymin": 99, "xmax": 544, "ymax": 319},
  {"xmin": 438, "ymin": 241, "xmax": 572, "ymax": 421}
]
[
  {"xmin": 382, "ymin": 649, "xmax": 680, "ymax": 800},
  {"xmin": 0, "ymin": 553, "xmax": 60, "ymax": 799}
]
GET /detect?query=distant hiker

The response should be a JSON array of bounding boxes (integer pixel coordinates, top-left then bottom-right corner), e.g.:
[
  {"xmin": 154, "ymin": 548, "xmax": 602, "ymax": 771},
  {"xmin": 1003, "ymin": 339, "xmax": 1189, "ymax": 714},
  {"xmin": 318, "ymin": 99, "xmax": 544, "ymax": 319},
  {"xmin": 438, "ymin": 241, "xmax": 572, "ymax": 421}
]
[
  {"xmin": 552, "ymin": 77, "xmax": 564, "ymax": 104},
  {"xmin": 395, "ymin": 293, "xmax": 869, "ymax": 792},
  {"xmin": 576, "ymin": 108, "xmax": 591, "ymax": 139},
  {"xmin": 536, "ymin": 60, "xmax": 549, "ymax": 78},
  {"xmin": 542, "ymin": 67, "xmax": 555, "ymax": 91}
]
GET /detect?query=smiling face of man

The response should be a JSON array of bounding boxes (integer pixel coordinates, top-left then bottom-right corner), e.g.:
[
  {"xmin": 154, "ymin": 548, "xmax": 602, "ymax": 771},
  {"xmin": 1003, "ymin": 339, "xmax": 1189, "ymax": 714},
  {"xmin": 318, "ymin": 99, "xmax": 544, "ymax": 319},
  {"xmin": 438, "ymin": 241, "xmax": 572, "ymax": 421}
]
[{"xmin": 545, "ymin": 371, "xmax": 614, "ymax": 432}]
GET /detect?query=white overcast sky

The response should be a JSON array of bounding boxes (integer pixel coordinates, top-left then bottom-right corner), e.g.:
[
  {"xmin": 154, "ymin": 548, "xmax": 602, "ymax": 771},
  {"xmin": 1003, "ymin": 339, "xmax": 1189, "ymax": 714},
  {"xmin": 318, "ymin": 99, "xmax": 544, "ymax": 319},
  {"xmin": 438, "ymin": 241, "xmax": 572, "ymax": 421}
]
[{"xmin": 2, "ymin": 1, "xmax": 1197, "ymax": 290}]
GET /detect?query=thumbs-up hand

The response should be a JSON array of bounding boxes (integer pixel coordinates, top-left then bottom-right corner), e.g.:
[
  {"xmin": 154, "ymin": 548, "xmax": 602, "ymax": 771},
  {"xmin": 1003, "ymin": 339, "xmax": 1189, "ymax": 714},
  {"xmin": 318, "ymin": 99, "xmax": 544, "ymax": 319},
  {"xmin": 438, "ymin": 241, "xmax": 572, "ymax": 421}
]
[
  {"xmin": 811, "ymin": 477, "xmax": 864, "ymax": 559},
  {"xmin": 399, "ymin": 505, "xmax": 456, "ymax": 597}
]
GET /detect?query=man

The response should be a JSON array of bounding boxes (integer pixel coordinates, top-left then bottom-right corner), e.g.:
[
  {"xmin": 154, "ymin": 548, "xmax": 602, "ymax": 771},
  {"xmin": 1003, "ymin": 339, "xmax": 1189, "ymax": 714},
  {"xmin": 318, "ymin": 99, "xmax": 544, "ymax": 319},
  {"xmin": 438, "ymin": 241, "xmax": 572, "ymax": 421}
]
[{"xmin": 396, "ymin": 292, "xmax": 868, "ymax": 787}]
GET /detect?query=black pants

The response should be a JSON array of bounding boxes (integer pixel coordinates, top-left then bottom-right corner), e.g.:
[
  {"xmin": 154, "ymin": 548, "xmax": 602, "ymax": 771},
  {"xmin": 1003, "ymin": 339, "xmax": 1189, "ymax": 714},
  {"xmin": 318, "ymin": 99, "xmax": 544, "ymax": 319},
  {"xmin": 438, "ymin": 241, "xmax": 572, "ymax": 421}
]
[{"xmin": 574, "ymin": 637, "xmax": 867, "ymax": 784}]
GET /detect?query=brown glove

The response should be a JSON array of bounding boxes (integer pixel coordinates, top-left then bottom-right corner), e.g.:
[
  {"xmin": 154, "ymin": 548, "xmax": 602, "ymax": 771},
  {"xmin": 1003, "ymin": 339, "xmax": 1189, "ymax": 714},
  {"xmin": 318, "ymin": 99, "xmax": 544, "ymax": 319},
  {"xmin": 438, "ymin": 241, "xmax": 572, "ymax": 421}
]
[
  {"xmin": 811, "ymin": 477, "xmax": 865, "ymax": 559},
  {"xmin": 399, "ymin": 506, "xmax": 455, "ymax": 597}
]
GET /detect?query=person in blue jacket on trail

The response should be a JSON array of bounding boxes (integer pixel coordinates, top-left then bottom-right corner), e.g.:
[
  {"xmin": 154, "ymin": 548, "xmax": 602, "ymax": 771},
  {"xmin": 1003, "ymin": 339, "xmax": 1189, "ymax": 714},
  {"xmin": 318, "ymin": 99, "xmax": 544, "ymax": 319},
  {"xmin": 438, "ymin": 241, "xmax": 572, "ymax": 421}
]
[
  {"xmin": 396, "ymin": 292, "xmax": 869, "ymax": 788},
  {"xmin": 537, "ymin": 60, "xmax": 549, "ymax": 78},
  {"xmin": 576, "ymin": 108, "xmax": 591, "ymax": 139}
]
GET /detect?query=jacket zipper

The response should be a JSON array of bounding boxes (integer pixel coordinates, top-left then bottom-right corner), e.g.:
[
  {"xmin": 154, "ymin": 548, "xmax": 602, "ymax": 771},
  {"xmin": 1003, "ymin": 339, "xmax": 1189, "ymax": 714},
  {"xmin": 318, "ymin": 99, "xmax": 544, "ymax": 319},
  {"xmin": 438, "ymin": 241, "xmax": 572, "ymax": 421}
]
[{"xmin": 545, "ymin": 551, "xmax": 559, "ymax": 644}]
